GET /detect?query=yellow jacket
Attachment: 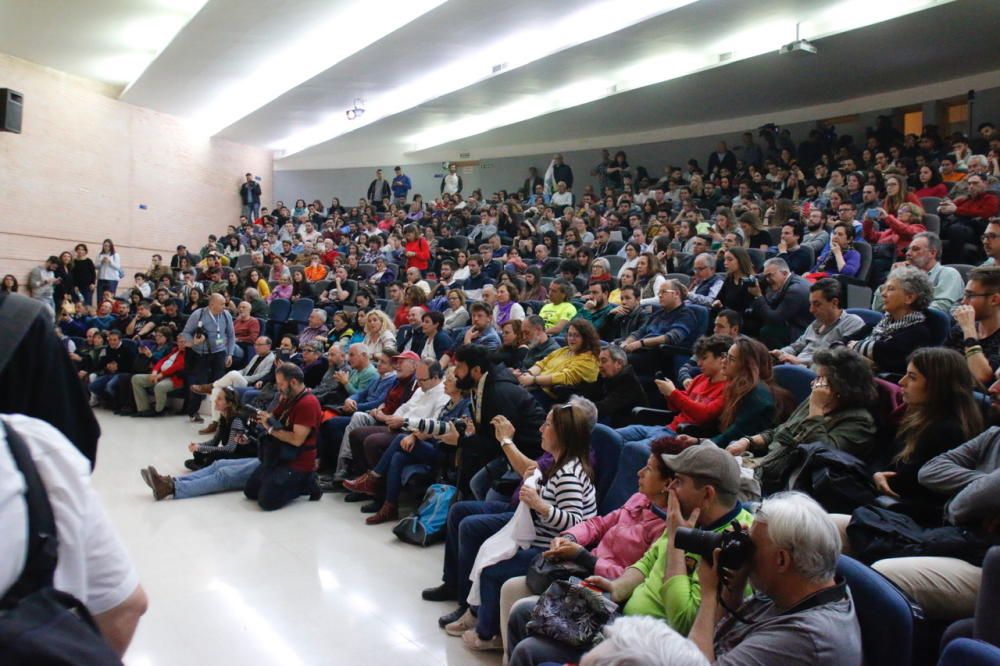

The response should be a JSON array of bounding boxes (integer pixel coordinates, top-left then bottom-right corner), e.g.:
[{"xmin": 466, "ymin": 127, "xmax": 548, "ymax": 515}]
[{"xmin": 536, "ymin": 347, "xmax": 599, "ymax": 394}]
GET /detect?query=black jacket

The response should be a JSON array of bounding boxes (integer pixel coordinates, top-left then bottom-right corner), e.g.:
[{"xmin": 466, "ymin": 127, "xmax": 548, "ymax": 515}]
[
  {"xmin": 98, "ymin": 342, "xmax": 137, "ymax": 375},
  {"xmin": 594, "ymin": 365, "xmax": 648, "ymax": 428},
  {"xmin": 367, "ymin": 179, "xmax": 391, "ymax": 203},
  {"xmin": 240, "ymin": 181, "xmax": 261, "ymax": 204}
]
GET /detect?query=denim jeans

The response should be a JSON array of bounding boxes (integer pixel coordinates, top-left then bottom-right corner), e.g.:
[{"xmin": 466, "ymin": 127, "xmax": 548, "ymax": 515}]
[
  {"xmin": 174, "ymin": 458, "xmax": 261, "ymax": 499},
  {"xmin": 474, "ymin": 546, "xmax": 543, "ymax": 639},
  {"xmin": 615, "ymin": 424, "xmax": 674, "ymax": 450},
  {"xmin": 442, "ymin": 501, "xmax": 514, "ymax": 603},
  {"xmin": 372, "ymin": 434, "xmax": 444, "ymax": 504},
  {"xmin": 234, "ymin": 386, "xmax": 261, "ymax": 407},
  {"xmin": 89, "ymin": 373, "xmax": 117, "ymax": 400}
]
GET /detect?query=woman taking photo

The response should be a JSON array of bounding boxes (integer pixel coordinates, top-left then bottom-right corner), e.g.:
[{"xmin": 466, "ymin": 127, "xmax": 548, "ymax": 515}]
[
  {"xmin": 515, "ymin": 320, "xmax": 600, "ymax": 406},
  {"xmin": 96, "ymin": 238, "xmax": 122, "ymax": 298},
  {"xmin": 184, "ymin": 386, "xmax": 253, "ymax": 471},
  {"xmin": 445, "ymin": 398, "xmax": 597, "ymax": 651},
  {"xmin": 871, "ymin": 347, "xmax": 983, "ymax": 522},
  {"xmin": 810, "ymin": 222, "xmax": 861, "ymax": 278},
  {"xmin": 726, "ymin": 346, "xmax": 878, "ymax": 492},
  {"xmin": 850, "ymin": 266, "xmax": 934, "ymax": 375},
  {"xmin": 343, "ymin": 366, "xmax": 471, "ymax": 524},
  {"xmin": 713, "ymin": 247, "xmax": 757, "ymax": 315},
  {"xmin": 493, "ymin": 283, "xmax": 525, "ymax": 326}
]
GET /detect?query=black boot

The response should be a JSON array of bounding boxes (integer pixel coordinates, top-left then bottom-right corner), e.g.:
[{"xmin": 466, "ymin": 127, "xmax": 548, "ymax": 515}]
[{"xmin": 422, "ymin": 583, "xmax": 456, "ymax": 602}]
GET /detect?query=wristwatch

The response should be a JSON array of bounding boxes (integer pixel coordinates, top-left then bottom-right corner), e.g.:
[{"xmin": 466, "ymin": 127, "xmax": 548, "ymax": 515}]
[
  {"xmin": 500, "ymin": 438, "xmax": 514, "ymax": 448},
  {"xmin": 963, "ymin": 337, "xmax": 980, "ymax": 348}
]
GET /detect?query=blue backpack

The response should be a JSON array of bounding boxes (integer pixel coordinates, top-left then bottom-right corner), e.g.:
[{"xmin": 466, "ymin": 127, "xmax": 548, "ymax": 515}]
[{"xmin": 392, "ymin": 484, "xmax": 457, "ymax": 547}]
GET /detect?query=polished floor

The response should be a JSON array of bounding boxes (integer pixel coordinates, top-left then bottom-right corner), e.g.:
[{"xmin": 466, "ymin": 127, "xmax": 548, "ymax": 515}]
[{"xmin": 90, "ymin": 412, "xmax": 499, "ymax": 666}]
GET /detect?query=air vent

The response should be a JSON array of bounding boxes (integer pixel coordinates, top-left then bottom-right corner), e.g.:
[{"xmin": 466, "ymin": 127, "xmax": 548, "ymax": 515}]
[
  {"xmin": 459, "ymin": 152, "xmax": 471, "ymax": 159},
  {"xmin": 719, "ymin": 51, "xmax": 733, "ymax": 62},
  {"xmin": 491, "ymin": 62, "xmax": 508, "ymax": 74},
  {"xmin": 607, "ymin": 83, "xmax": 619, "ymax": 95}
]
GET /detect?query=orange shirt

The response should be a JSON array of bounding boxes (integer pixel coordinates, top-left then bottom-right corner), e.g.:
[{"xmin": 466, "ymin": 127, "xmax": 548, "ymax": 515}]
[{"xmin": 304, "ymin": 265, "xmax": 328, "ymax": 282}]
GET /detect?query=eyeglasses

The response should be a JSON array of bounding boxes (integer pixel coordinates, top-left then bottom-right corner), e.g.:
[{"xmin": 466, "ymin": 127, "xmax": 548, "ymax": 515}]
[
  {"xmin": 982, "ymin": 233, "xmax": 1000, "ymax": 241},
  {"xmin": 964, "ymin": 291, "xmax": 997, "ymax": 299}
]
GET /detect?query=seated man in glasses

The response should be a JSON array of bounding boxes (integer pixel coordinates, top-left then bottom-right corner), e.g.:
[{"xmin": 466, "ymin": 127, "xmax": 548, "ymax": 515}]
[{"xmin": 948, "ymin": 265, "xmax": 1000, "ymax": 384}]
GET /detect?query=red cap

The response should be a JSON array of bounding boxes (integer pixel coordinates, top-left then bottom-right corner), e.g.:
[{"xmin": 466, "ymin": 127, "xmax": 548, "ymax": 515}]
[{"xmin": 392, "ymin": 351, "xmax": 420, "ymax": 362}]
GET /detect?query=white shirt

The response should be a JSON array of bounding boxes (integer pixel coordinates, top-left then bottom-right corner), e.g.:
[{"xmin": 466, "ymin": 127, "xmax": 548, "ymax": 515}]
[
  {"xmin": 0, "ymin": 415, "xmax": 139, "ymax": 615},
  {"xmin": 394, "ymin": 381, "xmax": 450, "ymax": 421}
]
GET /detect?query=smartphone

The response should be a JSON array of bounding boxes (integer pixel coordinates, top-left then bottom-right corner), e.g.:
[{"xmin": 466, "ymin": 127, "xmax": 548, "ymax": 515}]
[{"xmin": 865, "ymin": 209, "xmax": 880, "ymax": 220}]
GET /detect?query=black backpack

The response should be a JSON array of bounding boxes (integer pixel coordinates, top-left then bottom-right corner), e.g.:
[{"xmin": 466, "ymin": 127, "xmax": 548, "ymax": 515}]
[
  {"xmin": 0, "ymin": 422, "xmax": 123, "ymax": 664},
  {"xmin": 782, "ymin": 442, "xmax": 878, "ymax": 514}
]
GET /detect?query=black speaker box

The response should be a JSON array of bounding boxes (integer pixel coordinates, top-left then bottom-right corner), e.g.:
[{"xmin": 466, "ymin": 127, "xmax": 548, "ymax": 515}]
[{"xmin": 1, "ymin": 89, "xmax": 23, "ymax": 133}]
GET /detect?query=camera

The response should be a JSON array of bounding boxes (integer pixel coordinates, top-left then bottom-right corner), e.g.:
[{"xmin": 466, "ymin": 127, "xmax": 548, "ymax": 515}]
[
  {"xmin": 674, "ymin": 522, "xmax": 755, "ymax": 570},
  {"xmin": 740, "ymin": 275, "xmax": 759, "ymax": 288},
  {"xmin": 654, "ymin": 370, "xmax": 666, "ymax": 381},
  {"xmin": 454, "ymin": 418, "xmax": 468, "ymax": 436}
]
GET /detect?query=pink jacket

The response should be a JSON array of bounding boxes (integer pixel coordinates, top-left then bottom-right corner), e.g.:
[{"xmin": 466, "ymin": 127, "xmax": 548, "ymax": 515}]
[{"xmin": 564, "ymin": 492, "xmax": 667, "ymax": 579}]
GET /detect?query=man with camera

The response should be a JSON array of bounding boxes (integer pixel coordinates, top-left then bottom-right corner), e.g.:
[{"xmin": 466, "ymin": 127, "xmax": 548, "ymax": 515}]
[
  {"xmin": 505, "ymin": 444, "xmax": 751, "ymax": 666},
  {"xmin": 746, "ymin": 257, "xmax": 811, "ymax": 349},
  {"xmin": 687, "ymin": 491, "xmax": 861, "ymax": 665},
  {"xmin": 181, "ymin": 293, "xmax": 236, "ymax": 424},
  {"xmin": 243, "ymin": 363, "xmax": 323, "ymax": 511}
]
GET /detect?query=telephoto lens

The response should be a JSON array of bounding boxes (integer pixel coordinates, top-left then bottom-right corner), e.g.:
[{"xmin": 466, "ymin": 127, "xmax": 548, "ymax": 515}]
[{"xmin": 674, "ymin": 521, "xmax": 755, "ymax": 570}]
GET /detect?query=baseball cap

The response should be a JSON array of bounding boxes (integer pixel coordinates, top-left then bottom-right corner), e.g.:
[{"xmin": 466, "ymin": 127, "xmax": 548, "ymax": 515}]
[
  {"xmin": 661, "ymin": 444, "xmax": 740, "ymax": 496},
  {"xmin": 392, "ymin": 351, "xmax": 420, "ymax": 362}
]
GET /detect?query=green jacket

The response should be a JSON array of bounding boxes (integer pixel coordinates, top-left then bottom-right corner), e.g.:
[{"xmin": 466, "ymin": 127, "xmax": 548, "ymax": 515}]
[{"xmin": 757, "ymin": 400, "xmax": 875, "ymax": 461}]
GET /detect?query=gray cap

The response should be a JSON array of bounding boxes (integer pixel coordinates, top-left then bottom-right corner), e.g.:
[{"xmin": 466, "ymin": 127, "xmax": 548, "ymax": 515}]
[{"xmin": 661, "ymin": 444, "xmax": 741, "ymax": 496}]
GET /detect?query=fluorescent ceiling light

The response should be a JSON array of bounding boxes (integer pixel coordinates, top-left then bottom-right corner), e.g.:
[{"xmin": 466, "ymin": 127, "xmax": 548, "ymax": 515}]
[
  {"xmin": 403, "ymin": 0, "xmax": 950, "ymax": 152},
  {"xmin": 186, "ymin": 0, "xmax": 447, "ymax": 137},
  {"xmin": 273, "ymin": 0, "xmax": 700, "ymax": 156}
]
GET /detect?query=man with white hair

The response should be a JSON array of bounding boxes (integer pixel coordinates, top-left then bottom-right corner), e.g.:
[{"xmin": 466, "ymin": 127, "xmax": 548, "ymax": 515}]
[
  {"xmin": 746, "ymin": 257, "xmax": 811, "ymax": 348},
  {"xmin": 312, "ymin": 343, "xmax": 378, "ymax": 407},
  {"xmin": 298, "ymin": 309, "xmax": 329, "ymax": 347},
  {"xmin": 688, "ymin": 491, "xmax": 862, "ymax": 665},
  {"xmin": 181, "ymin": 292, "xmax": 236, "ymax": 424},
  {"xmin": 580, "ymin": 616, "xmax": 708, "ymax": 666},
  {"xmin": 872, "ymin": 231, "xmax": 963, "ymax": 313}
]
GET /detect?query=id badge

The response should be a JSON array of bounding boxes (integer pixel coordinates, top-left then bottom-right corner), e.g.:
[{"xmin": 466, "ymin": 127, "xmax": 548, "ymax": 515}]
[{"xmin": 215, "ymin": 334, "xmax": 223, "ymax": 346}]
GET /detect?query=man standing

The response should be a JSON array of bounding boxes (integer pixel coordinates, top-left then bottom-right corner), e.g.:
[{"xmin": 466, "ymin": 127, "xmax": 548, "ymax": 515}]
[
  {"xmin": 521, "ymin": 166, "xmax": 543, "ymax": 199},
  {"xmin": 550, "ymin": 154, "xmax": 573, "ymax": 190},
  {"xmin": 239, "ymin": 172, "xmax": 262, "ymax": 220},
  {"xmin": 441, "ymin": 163, "xmax": 463, "ymax": 196},
  {"xmin": 182, "ymin": 293, "xmax": 236, "ymax": 424},
  {"xmin": 28, "ymin": 255, "xmax": 60, "ymax": 319},
  {"xmin": 367, "ymin": 168, "xmax": 391, "ymax": 210},
  {"xmin": 245, "ymin": 363, "xmax": 323, "ymax": 510},
  {"xmin": 391, "ymin": 166, "xmax": 412, "ymax": 205}
]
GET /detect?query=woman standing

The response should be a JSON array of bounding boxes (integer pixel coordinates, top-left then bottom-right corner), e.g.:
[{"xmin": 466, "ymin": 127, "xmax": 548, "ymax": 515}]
[
  {"xmin": 71, "ymin": 243, "xmax": 97, "ymax": 305},
  {"xmin": 96, "ymin": 238, "xmax": 121, "ymax": 298},
  {"xmin": 53, "ymin": 251, "xmax": 76, "ymax": 306}
]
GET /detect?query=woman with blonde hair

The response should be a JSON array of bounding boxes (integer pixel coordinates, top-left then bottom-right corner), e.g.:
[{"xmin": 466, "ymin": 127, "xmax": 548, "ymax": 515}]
[{"xmin": 363, "ymin": 309, "xmax": 397, "ymax": 357}]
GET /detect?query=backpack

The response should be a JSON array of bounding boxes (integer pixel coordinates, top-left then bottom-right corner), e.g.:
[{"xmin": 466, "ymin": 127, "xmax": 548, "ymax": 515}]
[
  {"xmin": 781, "ymin": 442, "xmax": 878, "ymax": 514},
  {"xmin": 0, "ymin": 423, "xmax": 123, "ymax": 665},
  {"xmin": 392, "ymin": 484, "xmax": 458, "ymax": 547}
]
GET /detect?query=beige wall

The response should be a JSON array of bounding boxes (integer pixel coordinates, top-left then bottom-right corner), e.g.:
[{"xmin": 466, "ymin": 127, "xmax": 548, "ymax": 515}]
[{"xmin": 0, "ymin": 52, "xmax": 272, "ymax": 291}]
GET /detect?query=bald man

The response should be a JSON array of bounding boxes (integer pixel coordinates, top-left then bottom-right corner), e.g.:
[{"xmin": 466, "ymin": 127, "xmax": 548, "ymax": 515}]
[{"xmin": 182, "ymin": 292, "xmax": 236, "ymax": 426}]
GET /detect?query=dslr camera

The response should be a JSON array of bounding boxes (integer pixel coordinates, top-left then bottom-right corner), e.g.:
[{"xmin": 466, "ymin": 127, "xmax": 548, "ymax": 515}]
[
  {"xmin": 674, "ymin": 521, "xmax": 754, "ymax": 570},
  {"xmin": 739, "ymin": 275, "xmax": 759, "ymax": 288}
]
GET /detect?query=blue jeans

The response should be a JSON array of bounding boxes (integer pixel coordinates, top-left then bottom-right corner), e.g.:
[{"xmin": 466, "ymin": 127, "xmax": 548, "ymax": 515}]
[
  {"xmin": 615, "ymin": 424, "xmax": 674, "ymax": 450},
  {"xmin": 89, "ymin": 373, "xmax": 117, "ymax": 400},
  {"xmin": 174, "ymin": 458, "xmax": 260, "ymax": 499},
  {"xmin": 442, "ymin": 501, "xmax": 513, "ymax": 603},
  {"xmin": 372, "ymin": 434, "xmax": 444, "ymax": 504},
  {"xmin": 469, "ymin": 465, "xmax": 517, "ymax": 503},
  {"xmin": 96, "ymin": 279, "xmax": 118, "ymax": 300},
  {"xmin": 234, "ymin": 386, "xmax": 261, "ymax": 406},
  {"xmin": 243, "ymin": 462, "xmax": 315, "ymax": 511},
  {"xmin": 474, "ymin": 546, "xmax": 544, "ymax": 639}
]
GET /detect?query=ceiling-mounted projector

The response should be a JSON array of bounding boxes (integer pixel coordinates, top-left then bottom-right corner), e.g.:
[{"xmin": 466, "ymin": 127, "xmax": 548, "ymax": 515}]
[
  {"xmin": 346, "ymin": 98, "xmax": 366, "ymax": 120},
  {"xmin": 779, "ymin": 38, "xmax": 818, "ymax": 55}
]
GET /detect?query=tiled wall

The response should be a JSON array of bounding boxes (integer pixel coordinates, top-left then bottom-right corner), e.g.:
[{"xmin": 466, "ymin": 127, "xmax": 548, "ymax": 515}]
[{"xmin": 0, "ymin": 52, "xmax": 272, "ymax": 290}]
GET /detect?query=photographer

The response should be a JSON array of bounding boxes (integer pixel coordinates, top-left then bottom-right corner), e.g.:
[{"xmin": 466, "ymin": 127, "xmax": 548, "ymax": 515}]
[
  {"xmin": 688, "ymin": 491, "xmax": 862, "ymax": 666},
  {"xmin": 746, "ymin": 258, "xmax": 811, "ymax": 349},
  {"xmin": 506, "ymin": 444, "xmax": 751, "ymax": 666},
  {"xmin": 181, "ymin": 293, "xmax": 236, "ymax": 424},
  {"xmin": 244, "ymin": 363, "xmax": 324, "ymax": 511}
]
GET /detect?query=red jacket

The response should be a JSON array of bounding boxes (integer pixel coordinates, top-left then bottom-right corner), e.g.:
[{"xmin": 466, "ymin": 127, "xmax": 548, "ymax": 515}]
[
  {"xmin": 404, "ymin": 238, "xmax": 430, "ymax": 271},
  {"xmin": 914, "ymin": 184, "xmax": 949, "ymax": 199},
  {"xmin": 863, "ymin": 214, "xmax": 926, "ymax": 258},
  {"xmin": 955, "ymin": 192, "xmax": 1000, "ymax": 219},
  {"xmin": 153, "ymin": 347, "xmax": 187, "ymax": 389},
  {"xmin": 666, "ymin": 374, "xmax": 727, "ymax": 429}
]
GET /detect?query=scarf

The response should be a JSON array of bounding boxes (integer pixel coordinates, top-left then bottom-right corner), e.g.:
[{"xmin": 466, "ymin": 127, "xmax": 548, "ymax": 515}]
[
  {"xmin": 495, "ymin": 301, "xmax": 515, "ymax": 324},
  {"xmin": 870, "ymin": 310, "xmax": 925, "ymax": 340}
]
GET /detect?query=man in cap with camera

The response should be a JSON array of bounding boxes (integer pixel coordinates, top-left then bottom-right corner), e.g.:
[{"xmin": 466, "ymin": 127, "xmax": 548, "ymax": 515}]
[
  {"xmin": 688, "ymin": 491, "xmax": 861, "ymax": 666},
  {"xmin": 505, "ymin": 444, "xmax": 752, "ymax": 666}
]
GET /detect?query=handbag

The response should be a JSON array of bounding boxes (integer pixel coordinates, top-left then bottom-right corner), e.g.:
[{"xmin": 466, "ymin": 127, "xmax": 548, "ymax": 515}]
[
  {"xmin": 525, "ymin": 552, "xmax": 591, "ymax": 595},
  {"xmin": 525, "ymin": 579, "xmax": 619, "ymax": 648}
]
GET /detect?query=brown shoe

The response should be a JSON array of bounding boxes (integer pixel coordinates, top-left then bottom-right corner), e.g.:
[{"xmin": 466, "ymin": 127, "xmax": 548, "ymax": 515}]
[
  {"xmin": 190, "ymin": 384, "xmax": 214, "ymax": 396},
  {"xmin": 365, "ymin": 501, "xmax": 399, "ymax": 525},
  {"xmin": 198, "ymin": 420, "xmax": 219, "ymax": 435},
  {"xmin": 342, "ymin": 471, "xmax": 383, "ymax": 496},
  {"xmin": 145, "ymin": 466, "xmax": 174, "ymax": 500}
]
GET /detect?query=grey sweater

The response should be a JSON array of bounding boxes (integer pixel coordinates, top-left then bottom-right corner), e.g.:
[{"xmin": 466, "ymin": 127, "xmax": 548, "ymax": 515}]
[{"xmin": 918, "ymin": 427, "xmax": 1000, "ymax": 526}]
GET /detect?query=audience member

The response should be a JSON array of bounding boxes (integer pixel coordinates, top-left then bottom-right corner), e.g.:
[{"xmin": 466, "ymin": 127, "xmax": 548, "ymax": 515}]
[
  {"xmin": 852, "ymin": 265, "xmax": 934, "ymax": 375},
  {"xmin": 773, "ymin": 278, "xmax": 866, "ymax": 366}
]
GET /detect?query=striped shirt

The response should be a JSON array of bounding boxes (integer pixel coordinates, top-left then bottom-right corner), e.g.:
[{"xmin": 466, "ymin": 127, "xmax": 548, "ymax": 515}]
[{"xmin": 531, "ymin": 458, "xmax": 597, "ymax": 549}]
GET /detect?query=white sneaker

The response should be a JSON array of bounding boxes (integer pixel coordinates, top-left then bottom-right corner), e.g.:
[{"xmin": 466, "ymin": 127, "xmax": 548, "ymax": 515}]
[{"xmin": 444, "ymin": 608, "xmax": 476, "ymax": 637}]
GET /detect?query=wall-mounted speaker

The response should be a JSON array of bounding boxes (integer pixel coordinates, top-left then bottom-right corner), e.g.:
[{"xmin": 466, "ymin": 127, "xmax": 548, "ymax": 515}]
[{"xmin": 1, "ymin": 89, "xmax": 23, "ymax": 133}]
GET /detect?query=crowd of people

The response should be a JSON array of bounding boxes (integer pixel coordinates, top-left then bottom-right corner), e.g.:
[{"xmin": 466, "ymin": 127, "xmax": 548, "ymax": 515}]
[{"xmin": 5, "ymin": 116, "xmax": 1000, "ymax": 664}]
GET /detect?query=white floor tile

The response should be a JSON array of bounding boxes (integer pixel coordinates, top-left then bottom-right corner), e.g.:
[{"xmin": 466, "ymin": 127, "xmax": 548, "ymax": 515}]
[{"xmin": 90, "ymin": 412, "xmax": 500, "ymax": 666}]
